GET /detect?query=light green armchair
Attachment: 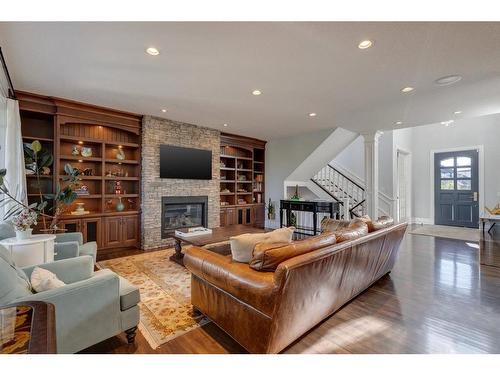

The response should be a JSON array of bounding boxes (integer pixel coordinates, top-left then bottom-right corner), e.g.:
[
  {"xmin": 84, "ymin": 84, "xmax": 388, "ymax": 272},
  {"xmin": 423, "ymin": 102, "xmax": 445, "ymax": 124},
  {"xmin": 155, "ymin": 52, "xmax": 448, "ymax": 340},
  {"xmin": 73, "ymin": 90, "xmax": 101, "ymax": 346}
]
[
  {"xmin": 0, "ymin": 222, "xmax": 97, "ymax": 263},
  {"xmin": 0, "ymin": 244, "xmax": 140, "ymax": 353}
]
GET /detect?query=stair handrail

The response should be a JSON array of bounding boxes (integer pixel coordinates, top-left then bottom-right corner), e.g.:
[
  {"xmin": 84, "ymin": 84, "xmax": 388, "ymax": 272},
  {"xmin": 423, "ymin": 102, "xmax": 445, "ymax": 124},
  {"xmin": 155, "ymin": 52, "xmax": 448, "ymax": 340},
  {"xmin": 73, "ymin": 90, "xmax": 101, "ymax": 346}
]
[{"xmin": 327, "ymin": 164, "xmax": 364, "ymax": 191}]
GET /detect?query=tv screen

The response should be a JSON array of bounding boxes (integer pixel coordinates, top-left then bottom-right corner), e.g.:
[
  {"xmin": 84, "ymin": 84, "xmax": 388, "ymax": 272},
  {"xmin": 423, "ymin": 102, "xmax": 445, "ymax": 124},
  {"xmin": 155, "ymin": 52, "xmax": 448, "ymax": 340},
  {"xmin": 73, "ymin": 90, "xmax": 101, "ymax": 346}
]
[{"xmin": 160, "ymin": 145, "xmax": 212, "ymax": 180}]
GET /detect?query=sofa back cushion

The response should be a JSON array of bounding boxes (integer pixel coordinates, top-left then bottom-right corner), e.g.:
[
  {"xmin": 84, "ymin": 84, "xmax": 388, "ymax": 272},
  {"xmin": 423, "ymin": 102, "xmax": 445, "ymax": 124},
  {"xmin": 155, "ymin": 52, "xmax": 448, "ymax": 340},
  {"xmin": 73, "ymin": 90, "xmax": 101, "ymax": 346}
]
[
  {"xmin": 334, "ymin": 219, "xmax": 369, "ymax": 243},
  {"xmin": 321, "ymin": 218, "xmax": 351, "ymax": 233},
  {"xmin": 0, "ymin": 246, "xmax": 33, "ymax": 305},
  {"xmin": 250, "ymin": 232, "xmax": 337, "ymax": 271},
  {"xmin": 230, "ymin": 227, "xmax": 295, "ymax": 263},
  {"xmin": 359, "ymin": 215, "xmax": 394, "ymax": 232}
]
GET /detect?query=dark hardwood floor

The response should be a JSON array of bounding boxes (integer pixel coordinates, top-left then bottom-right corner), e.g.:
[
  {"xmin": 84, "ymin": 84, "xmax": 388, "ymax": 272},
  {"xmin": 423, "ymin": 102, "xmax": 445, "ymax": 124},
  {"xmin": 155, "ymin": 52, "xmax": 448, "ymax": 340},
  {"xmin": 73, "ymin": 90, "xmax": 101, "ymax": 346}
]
[{"xmin": 84, "ymin": 225, "xmax": 500, "ymax": 354}]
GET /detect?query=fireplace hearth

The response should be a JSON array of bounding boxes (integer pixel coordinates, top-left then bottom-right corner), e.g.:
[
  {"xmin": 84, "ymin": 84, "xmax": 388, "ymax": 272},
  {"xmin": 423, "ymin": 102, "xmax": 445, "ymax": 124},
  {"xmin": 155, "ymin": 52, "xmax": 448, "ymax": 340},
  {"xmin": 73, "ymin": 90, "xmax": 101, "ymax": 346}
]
[{"xmin": 161, "ymin": 196, "xmax": 208, "ymax": 238}]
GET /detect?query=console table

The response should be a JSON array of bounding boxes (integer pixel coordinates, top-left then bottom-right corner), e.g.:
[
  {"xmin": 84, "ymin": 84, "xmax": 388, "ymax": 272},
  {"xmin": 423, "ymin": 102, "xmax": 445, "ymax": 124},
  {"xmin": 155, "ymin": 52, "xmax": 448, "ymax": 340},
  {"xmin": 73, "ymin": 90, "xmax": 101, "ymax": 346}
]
[
  {"xmin": 280, "ymin": 200, "xmax": 341, "ymax": 236},
  {"xmin": 0, "ymin": 234, "xmax": 56, "ymax": 267}
]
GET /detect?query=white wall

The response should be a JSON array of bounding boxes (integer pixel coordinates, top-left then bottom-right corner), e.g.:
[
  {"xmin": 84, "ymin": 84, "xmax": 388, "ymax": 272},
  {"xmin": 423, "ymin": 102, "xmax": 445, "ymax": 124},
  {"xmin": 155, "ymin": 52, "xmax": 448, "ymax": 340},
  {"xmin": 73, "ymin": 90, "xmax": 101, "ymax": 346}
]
[
  {"xmin": 332, "ymin": 132, "xmax": 396, "ymax": 197},
  {"xmin": 405, "ymin": 114, "xmax": 500, "ymax": 222}
]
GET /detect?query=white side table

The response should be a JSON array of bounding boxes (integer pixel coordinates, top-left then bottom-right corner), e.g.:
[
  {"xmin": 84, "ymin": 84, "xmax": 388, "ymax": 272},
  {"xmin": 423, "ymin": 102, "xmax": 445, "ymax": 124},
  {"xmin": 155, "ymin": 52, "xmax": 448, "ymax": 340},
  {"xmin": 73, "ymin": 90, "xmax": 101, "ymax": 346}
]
[{"xmin": 0, "ymin": 234, "xmax": 56, "ymax": 267}]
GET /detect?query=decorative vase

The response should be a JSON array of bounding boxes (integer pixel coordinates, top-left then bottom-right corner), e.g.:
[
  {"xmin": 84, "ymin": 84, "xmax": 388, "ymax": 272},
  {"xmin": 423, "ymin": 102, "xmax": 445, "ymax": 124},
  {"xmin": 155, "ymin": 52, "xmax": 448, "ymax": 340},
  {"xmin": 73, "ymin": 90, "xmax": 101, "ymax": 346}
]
[
  {"xmin": 116, "ymin": 197, "xmax": 125, "ymax": 212},
  {"xmin": 15, "ymin": 228, "xmax": 33, "ymax": 240}
]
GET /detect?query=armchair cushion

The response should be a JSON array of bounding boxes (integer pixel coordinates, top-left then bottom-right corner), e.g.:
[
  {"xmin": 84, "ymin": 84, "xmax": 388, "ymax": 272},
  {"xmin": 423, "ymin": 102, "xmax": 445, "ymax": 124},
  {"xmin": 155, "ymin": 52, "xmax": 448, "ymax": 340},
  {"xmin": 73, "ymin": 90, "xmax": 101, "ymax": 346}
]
[
  {"xmin": 55, "ymin": 232, "xmax": 83, "ymax": 246},
  {"xmin": 119, "ymin": 276, "xmax": 140, "ymax": 311},
  {"xmin": 54, "ymin": 241, "xmax": 80, "ymax": 260},
  {"xmin": 79, "ymin": 241, "xmax": 97, "ymax": 263},
  {"xmin": 0, "ymin": 221, "xmax": 16, "ymax": 240},
  {"xmin": 22, "ymin": 255, "xmax": 94, "ymax": 284},
  {"xmin": 0, "ymin": 247, "xmax": 32, "ymax": 305}
]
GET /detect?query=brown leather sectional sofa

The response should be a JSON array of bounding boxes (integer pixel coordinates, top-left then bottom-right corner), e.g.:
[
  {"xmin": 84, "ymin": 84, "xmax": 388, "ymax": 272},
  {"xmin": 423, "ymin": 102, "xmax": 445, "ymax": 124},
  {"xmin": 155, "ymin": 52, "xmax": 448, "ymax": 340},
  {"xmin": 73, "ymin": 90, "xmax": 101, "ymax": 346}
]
[{"xmin": 184, "ymin": 218, "xmax": 407, "ymax": 353}]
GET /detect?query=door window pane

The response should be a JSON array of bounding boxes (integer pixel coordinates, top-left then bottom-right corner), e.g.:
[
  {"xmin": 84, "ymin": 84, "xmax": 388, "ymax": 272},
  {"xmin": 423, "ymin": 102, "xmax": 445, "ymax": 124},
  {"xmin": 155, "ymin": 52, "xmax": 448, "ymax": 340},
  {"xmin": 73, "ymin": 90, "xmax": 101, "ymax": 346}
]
[
  {"xmin": 457, "ymin": 167, "xmax": 471, "ymax": 178},
  {"xmin": 440, "ymin": 168, "xmax": 454, "ymax": 178},
  {"xmin": 440, "ymin": 158, "xmax": 454, "ymax": 167},
  {"xmin": 457, "ymin": 156, "xmax": 471, "ymax": 166},
  {"xmin": 441, "ymin": 180, "xmax": 454, "ymax": 190},
  {"xmin": 457, "ymin": 179, "xmax": 471, "ymax": 190}
]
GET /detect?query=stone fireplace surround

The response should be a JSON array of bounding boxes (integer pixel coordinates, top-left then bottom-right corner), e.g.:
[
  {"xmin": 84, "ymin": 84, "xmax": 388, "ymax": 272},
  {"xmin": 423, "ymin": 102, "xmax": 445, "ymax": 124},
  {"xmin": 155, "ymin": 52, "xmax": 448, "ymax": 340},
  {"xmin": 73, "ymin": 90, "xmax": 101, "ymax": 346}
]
[{"xmin": 141, "ymin": 116, "xmax": 220, "ymax": 250}]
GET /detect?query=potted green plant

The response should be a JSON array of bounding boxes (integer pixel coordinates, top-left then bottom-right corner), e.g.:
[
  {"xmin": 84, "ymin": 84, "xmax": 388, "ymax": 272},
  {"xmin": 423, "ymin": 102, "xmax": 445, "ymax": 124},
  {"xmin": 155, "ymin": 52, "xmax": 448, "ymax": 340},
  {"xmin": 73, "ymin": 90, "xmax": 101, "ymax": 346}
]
[{"xmin": 266, "ymin": 198, "xmax": 275, "ymax": 220}]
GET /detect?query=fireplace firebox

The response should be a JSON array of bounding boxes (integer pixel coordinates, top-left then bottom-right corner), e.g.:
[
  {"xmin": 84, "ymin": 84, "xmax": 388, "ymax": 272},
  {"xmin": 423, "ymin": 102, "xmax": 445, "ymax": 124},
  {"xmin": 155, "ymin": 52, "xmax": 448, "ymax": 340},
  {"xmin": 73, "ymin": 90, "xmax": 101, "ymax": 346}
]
[{"xmin": 161, "ymin": 196, "xmax": 208, "ymax": 238}]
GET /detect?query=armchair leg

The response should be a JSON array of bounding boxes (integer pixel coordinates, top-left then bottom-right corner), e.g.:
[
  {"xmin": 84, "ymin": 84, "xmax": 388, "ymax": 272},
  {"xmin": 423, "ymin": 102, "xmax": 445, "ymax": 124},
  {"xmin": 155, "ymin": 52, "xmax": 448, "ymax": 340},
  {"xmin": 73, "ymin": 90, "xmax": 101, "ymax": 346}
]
[{"xmin": 125, "ymin": 326, "xmax": 137, "ymax": 344}]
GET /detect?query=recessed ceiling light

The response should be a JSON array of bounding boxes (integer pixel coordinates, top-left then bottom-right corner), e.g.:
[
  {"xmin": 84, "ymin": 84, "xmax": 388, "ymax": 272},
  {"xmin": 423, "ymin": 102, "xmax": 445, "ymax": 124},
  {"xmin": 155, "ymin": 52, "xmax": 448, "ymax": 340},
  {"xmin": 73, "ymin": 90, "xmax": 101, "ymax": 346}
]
[
  {"xmin": 395, "ymin": 121, "xmax": 403, "ymax": 126},
  {"xmin": 454, "ymin": 110, "xmax": 462, "ymax": 115},
  {"xmin": 252, "ymin": 90, "xmax": 262, "ymax": 96},
  {"xmin": 401, "ymin": 87, "xmax": 414, "ymax": 93},
  {"xmin": 308, "ymin": 113, "xmax": 317, "ymax": 117},
  {"xmin": 441, "ymin": 120, "xmax": 454, "ymax": 126},
  {"xmin": 161, "ymin": 109, "xmax": 167, "ymax": 113},
  {"xmin": 358, "ymin": 40, "xmax": 373, "ymax": 49},
  {"xmin": 146, "ymin": 47, "xmax": 160, "ymax": 56},
  {"xmin": 435, "ymin": 75, "xmax": 462, "ymax": 86},
  {"xmin": 223, "ymin": 123, "xmax": 228, "ymax": 127}
]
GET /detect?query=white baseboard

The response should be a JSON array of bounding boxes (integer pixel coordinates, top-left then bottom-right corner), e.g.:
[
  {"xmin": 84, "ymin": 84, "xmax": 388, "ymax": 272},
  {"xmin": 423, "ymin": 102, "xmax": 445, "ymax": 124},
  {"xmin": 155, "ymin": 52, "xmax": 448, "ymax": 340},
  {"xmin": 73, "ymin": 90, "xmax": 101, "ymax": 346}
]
[{"xmin": 410, "ymin": 217, "xmax": 434, "ymax": 225}]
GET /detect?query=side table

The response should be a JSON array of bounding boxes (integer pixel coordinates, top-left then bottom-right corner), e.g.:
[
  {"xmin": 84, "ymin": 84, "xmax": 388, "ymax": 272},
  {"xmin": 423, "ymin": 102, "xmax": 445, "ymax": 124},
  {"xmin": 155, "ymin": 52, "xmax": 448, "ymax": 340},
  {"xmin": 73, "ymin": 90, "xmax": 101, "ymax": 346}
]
[{"xmin": 0, "ymin": 234, "xmax": 56, "ymax": 267}]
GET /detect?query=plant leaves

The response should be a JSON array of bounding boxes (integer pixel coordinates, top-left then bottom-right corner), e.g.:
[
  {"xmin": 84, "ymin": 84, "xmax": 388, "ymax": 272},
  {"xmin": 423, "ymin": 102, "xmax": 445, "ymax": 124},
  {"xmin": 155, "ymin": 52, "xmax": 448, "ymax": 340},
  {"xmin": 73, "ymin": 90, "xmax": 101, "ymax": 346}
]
[{"xmin": 31, "ymin": 140, "xmax": 42, "ymax": 153}]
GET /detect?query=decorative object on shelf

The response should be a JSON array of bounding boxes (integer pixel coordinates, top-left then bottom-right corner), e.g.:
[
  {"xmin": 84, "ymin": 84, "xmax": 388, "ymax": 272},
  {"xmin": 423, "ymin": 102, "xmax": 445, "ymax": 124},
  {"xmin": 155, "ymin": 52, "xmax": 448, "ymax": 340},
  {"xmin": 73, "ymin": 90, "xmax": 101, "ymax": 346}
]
[
  {"xmin": 116, "ymin": 148, "xmax": 126, "ymax": 160},
  {"xmin": 255, "ymin": 174, "xmax": 263, "ymax": 183},
  {"xmin": 71, "ymin": 145, "xmax": 80, "ymax": 156},
  {"xmin": 106, "ymin": 199, "xmax": 114, "ymax": 210},
  {"xmin": 290, "ymin": 184, "xmax": 301, "ymax": 201},
  {"xmin": 41, "ymin": 166, "xmax": 51, "ymax": 175},
  {"xmin": 237, "ymin": 188, "xmax": 248, "ymax": 193},
  {"xmin": 221, "ymin": 201, "xmax": 229, "ymax": 206},
  {"xmin": 237, "ymin": 175, "xmax": 247, "ymax": 181},
  {"xmin": 266, "ymin": 198, "xmax": 275, "ymax": 220},
  {"xmin": 237, "ymin": 198, "xmax": 247, "ymax": 205},
  {"xmin": 116, "ymin": 197, "xmax": 125, "ymax": 212},
  {"xmin": 256, "ymin": 193, "xmax": 262, "ymax": 204},
  {"xmin": 237, "ymin": 162, "xmax": 244, "ymax": 169},
  {"xmin": 71, "ymin": 202, "xmax": 90, "ymax": 216},
  {"xmin": 127, "ymin": 199, "xmax": 135, "ymax": 210},
  {"xmin": 74, "ymin": 185, "xmax": 89, "ymax": 196},
  {"xmin": 221, "ymin": 188, "xmax": 231, "ymax": 193},
  {"xmin": 485, "ymin": 204, "xmax": 500, "ymax": 215},
  {"xmin": 81, "ymin": 146, "xmax": 93, "ymax": 157},
  {"xmin": 114, "ymin": 180, "xmax": 122, "ymax": 195},
  {"xmin": 220, "ymin": 175, "xmax": 227, "ymax": 180},
  {"xmin": 82, "ymin": 168, "xmax": 93, "ymax": 176},
  {"xmin": 12, "ymin": 208, "xmax": 38, "ymax": 240}
]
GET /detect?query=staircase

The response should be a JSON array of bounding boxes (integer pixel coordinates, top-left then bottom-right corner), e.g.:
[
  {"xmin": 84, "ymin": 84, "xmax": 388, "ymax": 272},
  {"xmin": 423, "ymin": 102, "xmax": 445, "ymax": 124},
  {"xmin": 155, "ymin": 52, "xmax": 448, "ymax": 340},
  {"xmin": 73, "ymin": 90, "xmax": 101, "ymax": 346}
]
[{"xmin": 311, "ymin": 164, "xmax": 366, "ymax": 218}]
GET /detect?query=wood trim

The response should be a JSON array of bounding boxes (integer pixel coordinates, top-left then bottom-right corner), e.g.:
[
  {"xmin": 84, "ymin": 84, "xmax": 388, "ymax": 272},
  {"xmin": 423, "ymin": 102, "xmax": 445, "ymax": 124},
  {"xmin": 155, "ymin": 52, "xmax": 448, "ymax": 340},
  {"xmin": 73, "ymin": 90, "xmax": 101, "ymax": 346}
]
[{"xmin": 221, "ymin": 132, "xmax": 266, "ymax": 148}]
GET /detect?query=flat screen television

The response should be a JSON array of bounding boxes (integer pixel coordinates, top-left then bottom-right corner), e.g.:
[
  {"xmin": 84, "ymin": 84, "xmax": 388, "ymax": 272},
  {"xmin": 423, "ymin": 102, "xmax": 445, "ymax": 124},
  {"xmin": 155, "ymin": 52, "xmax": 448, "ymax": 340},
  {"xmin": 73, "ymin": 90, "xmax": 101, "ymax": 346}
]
[{"xmin": 160, "ymin": 145, "xmax": 212, "ymax": 180}]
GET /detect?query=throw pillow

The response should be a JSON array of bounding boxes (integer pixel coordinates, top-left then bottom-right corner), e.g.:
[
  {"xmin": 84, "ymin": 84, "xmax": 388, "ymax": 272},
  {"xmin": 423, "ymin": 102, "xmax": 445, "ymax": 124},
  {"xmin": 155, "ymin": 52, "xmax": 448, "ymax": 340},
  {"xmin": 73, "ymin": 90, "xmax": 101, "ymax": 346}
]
[
  {"xmin": 30, "ymin": 267, "xmax": 66, "ymax": 293},
  {"xmin": 230, "ymin": 227, "xmax": 295, "ymax": 263}
]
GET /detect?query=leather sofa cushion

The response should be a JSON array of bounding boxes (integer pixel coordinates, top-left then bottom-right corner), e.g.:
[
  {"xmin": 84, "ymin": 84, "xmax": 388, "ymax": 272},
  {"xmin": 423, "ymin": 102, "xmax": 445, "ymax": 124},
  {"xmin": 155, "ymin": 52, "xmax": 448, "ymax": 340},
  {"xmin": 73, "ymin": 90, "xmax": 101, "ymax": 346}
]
[
  {"xmin": 321, "ymin": 218, "xmax": 351, "ymax": 233},
  {"xmin": 359, "ymin": 215, "xmax": 394, "ymax": 232},
  {"xmin": 119, "ymin": 276, "xmax": 140, "ymax": 311},
  {"xmin": 184, "ymin": 246, "xmax": 278, "ymax": 316},
  {"xmin": 250, "ymin": 232, "xmax": 337, "ymax": 272},
  {"xmin": 334, "ymin": 219, "xmax": 369, "ymax": 243},
  {"xmin": 230, "ymin": 227, "xmax": 294, "ymax": 263}
]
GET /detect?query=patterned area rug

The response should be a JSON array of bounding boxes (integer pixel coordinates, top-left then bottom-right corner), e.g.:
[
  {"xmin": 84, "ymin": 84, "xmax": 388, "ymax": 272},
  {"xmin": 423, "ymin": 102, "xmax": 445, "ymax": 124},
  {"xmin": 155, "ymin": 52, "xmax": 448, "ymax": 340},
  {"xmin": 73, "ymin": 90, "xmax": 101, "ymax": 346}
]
[
  {"xmin": 97, "ymin": 248, "xmax": 209, "ymax": 350},
  {"xmin": 409, "ymin": 224, "xmax": 480, "ymax": 242}
]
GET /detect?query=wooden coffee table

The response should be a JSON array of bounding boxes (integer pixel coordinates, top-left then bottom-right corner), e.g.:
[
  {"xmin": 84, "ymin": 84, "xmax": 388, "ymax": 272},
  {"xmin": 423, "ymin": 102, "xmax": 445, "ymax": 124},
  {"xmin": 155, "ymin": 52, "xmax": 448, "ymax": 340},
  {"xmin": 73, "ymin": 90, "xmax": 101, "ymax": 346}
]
[{"xmin": 166, "ymin": 224, "xmax": 268, "ymax": 266}]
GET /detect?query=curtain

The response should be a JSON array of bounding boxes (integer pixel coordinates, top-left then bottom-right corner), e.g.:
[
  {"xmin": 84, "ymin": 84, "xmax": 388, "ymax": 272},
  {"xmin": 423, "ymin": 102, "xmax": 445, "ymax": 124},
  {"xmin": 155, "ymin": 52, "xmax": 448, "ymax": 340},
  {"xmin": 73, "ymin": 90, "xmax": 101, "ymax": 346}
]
[{"xmin": 0, "ymin": 98, "xmax": 27, "ymax": 219}]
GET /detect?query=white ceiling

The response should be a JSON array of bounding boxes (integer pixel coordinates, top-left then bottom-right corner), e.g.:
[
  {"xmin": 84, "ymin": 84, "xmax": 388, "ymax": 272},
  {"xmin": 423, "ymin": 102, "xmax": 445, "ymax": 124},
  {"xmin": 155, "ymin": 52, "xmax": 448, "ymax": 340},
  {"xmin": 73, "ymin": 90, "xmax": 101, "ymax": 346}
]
[{"xmin": 1, "ymin": 22, "xmax": 500, "ymax": 140}]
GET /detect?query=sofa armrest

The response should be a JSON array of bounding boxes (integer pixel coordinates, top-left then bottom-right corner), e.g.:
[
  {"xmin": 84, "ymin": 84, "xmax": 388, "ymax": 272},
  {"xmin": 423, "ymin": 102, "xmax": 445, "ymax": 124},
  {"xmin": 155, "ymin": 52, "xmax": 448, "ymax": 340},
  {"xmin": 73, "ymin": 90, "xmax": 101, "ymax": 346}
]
[
  {"xmin": 55, "ymin": 232, "xmax": 84, "ymax": 246},
  {"xmin": 184, "ymin": 246, "xmax": 277, "ymax": 314},
  {"xmin": 54, "ymin": 241, "xmax": 80, "ymax": 260},
  {"xmin": 22, "ymin": 255, "xmax": 94, "ymax": 284}
]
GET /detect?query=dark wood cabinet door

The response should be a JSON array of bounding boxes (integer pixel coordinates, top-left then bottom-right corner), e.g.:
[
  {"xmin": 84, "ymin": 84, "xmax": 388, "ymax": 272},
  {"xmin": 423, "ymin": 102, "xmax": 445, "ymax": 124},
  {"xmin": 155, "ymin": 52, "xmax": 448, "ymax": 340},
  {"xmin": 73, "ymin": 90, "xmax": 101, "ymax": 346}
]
[
  {"xmin": 82, "ymin": 218, "xmax": 102, "ymax": 248},
  {"xmin": 121, "ymin": 215, "xmax": 139, "ymax": 247},
  {"xmin": 104, "ymin": 217, "xmax": 122, "ymax": 248},
  {"xmin": 253, "ymin": 205, "xmax": 265, "ymax": 228},
  {"xmin": 220, "ymin": 209, "xmax": 227, "ymax": 227},
  {"xmin": 58, "ymin": 219, "xmax": 81, "ymax": 233},
  {"xmin": 226, "ymin": 208, "xmax": 237, "ymax": 225}
]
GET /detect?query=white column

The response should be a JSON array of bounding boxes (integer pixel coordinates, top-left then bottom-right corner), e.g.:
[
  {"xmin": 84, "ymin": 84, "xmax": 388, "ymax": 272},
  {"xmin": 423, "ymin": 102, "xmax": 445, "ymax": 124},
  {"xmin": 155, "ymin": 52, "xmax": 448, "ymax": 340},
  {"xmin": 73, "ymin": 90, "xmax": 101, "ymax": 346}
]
[{"xmin": 363, "ymin": 131, "xmax": 382, "ymax": 218}]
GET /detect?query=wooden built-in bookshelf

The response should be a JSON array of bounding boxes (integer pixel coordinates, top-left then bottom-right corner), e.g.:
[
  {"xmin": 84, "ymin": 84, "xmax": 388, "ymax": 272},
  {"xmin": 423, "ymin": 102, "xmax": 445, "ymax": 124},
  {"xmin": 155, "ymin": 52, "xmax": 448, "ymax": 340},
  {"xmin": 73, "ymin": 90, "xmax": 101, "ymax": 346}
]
[
  {"xmin": 18, "ymin": 91, "xmax": 142, "ymax": 251},
  {"xmin": 219, "ymin": 133, "xmax": 266, "ymax": 228}
]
